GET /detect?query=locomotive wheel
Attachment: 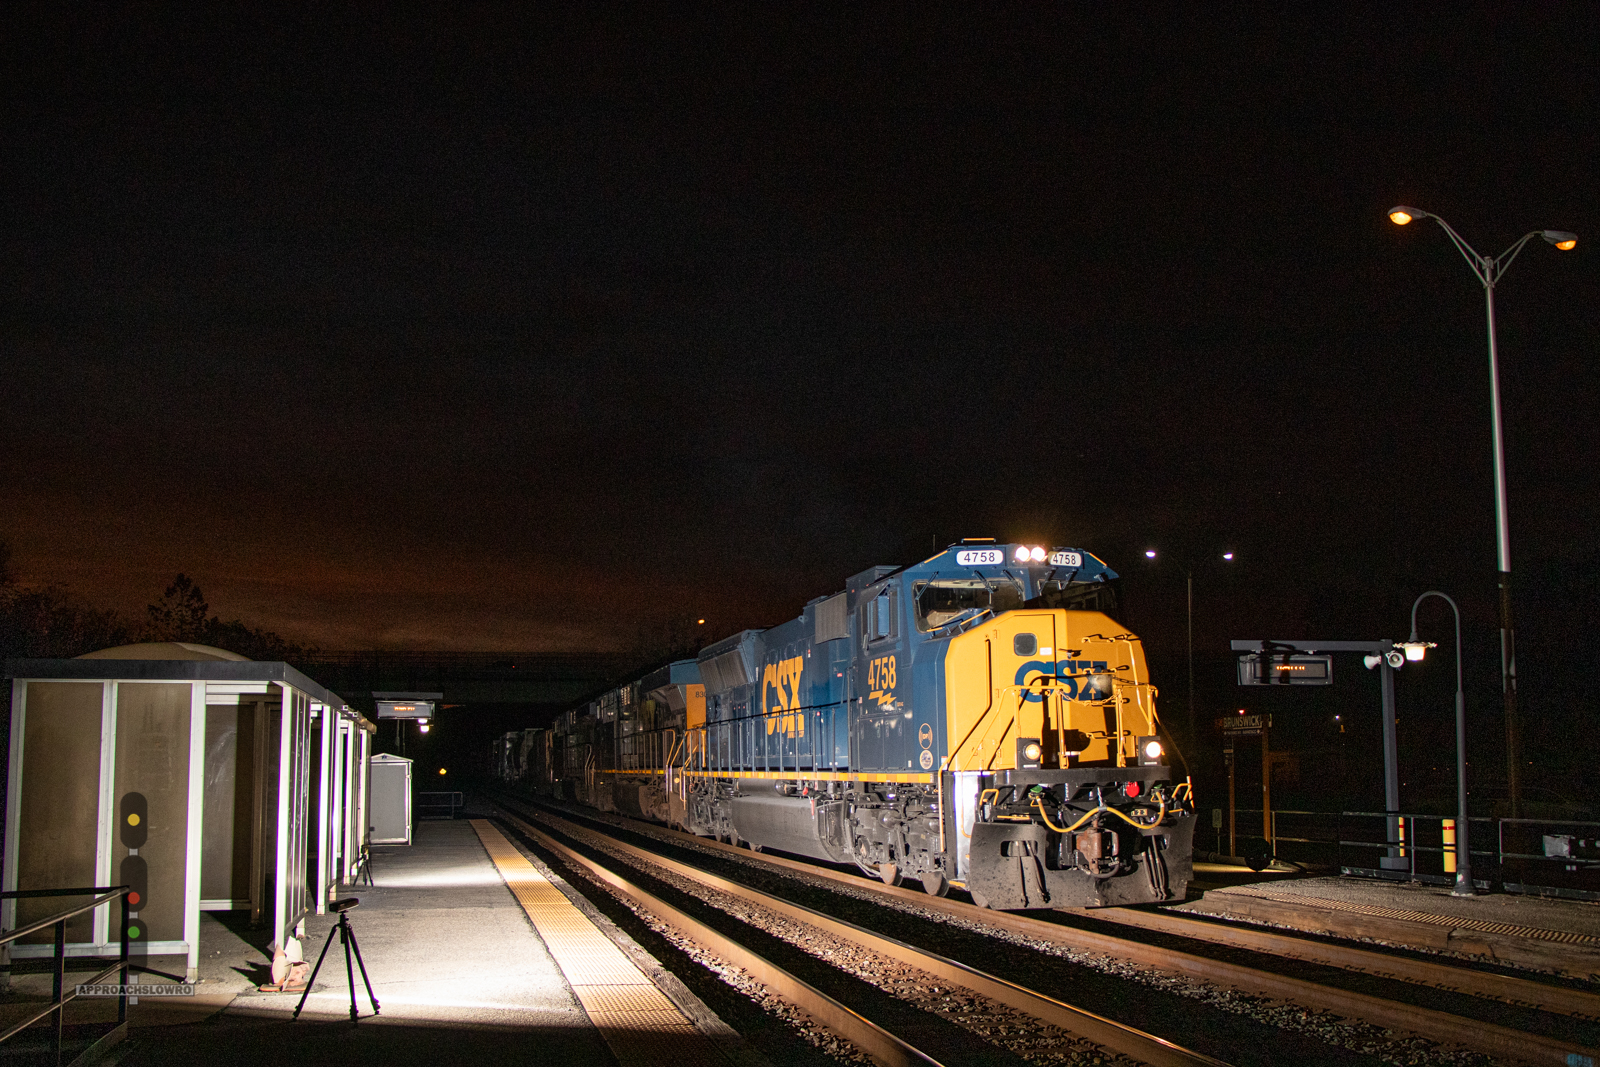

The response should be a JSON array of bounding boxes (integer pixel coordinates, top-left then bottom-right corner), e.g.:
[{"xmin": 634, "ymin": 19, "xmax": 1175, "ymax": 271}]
[
  {"xmin": 749, "ymin": 842, "xmax": 764, "ymax": 853},
  {"xmin": 970, "ymin": 889, "xmax": 991, "ymax": 909},
  {"xmin": 878, "ymin": 862, "xmax": 903, "ymax": 887},
  {"xmin": 921, "ymin": 871, "xmax": 949, "ymax": 897}
]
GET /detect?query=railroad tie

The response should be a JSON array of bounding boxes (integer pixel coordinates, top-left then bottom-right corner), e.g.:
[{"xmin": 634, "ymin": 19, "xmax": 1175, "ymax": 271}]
[{"xmin": 471, "ymin": 819, "xmax": 710, "ymax": 1063}]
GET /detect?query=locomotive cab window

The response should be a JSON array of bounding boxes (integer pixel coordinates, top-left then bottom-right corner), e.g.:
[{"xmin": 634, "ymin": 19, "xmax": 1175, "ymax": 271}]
[
  {"xmin": 1030, "ymin": 578, "xmax": 1119, "ymax": 619},
  {"xmin": 913, "ymin": 578, "xmax": 1024, "ymax": 631},
  {"xmin": 863, "ymin": 587, "xmax": 898, "ymax": 643}
]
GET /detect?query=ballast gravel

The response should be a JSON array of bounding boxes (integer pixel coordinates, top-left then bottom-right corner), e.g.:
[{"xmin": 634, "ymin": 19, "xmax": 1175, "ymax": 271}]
[{"xmin": 547, "ymin": 806, "xmax": 1502, "ymax": 1067}]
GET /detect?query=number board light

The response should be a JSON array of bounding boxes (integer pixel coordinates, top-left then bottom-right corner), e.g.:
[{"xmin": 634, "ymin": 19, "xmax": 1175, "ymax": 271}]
[
  {"xmin": 955, "ymin": 548, "xmax": 1003, "ymax": 566},
  {"xmin": 1048, "ymin": 551, "xmax": 1083, "ymax": 567}
]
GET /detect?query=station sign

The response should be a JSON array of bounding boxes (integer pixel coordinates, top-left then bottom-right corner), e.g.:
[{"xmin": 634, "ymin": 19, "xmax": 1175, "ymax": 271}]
[
  {"xmin": 1236, "ymin": 653, "xmax": 1333, "ymax": 686},
  {"xmin": 1216, "ymin": 713, "xmax": 1272, "ymax": 735},
  {"xmin": 377, "ymin": 700, "xmax": 435, "ymax": 719}
]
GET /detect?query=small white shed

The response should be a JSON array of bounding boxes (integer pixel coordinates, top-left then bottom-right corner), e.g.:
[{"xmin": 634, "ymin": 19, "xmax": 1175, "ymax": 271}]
[{"xmin": 368, "ymin": 753, "xmax": 413, "ymax": 845}]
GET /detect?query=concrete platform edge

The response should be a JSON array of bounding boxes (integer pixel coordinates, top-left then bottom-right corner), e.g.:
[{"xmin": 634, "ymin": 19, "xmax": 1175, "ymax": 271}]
[{"xmin": 488, "ymin": 814, "xmax": 772, "ymax": 1067}]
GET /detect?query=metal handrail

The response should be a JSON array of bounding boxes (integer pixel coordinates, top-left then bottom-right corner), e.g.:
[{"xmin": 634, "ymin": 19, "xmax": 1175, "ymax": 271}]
[
  {"xmin": 0, "ymin": 884, "xmax": 132, "ymax": 1063},
  {"xmin": 0, "ymin": 889, "xmax": 127, "ymax": 947}
]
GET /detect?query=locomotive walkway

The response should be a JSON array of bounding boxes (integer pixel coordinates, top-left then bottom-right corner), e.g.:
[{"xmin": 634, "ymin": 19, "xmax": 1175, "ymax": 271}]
[{"xmin": 40, "ymin": 816, "xmax": 740, "ymax": 1066}]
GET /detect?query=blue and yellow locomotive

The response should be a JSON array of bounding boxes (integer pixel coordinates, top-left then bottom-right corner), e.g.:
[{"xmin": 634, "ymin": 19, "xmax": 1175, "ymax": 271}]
[{"xmin": 496, "ymin": 541, "xmax": 1194, "ymax": 909}]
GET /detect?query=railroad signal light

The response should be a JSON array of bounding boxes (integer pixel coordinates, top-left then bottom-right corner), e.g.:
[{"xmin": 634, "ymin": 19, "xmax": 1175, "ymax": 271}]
[{"xmin": 119, "ymin": 792, "xmax": 147, "ymax": 849}]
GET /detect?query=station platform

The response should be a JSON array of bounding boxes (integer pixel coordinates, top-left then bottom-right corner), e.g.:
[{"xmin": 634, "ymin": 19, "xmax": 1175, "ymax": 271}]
[
  {"xmin": 1, "ymin": 817, "xmax": 741, "ymax": 1066},
  {"xmin": 1176, "ymin": 873, "xmax": 1600, "ymax": 978}
]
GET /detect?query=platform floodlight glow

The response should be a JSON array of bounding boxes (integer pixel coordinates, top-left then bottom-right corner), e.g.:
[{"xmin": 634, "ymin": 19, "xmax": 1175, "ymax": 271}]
[
  {"xmin": 1543, "ymin": 230, "xmax": 1578, "ymax": 250},
  {"xmin": 1389, "ymin": 206, "xmax": 1421, "ymax": 225}
]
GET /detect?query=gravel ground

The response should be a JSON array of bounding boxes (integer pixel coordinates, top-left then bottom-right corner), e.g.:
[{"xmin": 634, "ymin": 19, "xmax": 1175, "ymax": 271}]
[{"xmin": 517, "ymin": 800, "xmax": 1507, "ymax": 1067}]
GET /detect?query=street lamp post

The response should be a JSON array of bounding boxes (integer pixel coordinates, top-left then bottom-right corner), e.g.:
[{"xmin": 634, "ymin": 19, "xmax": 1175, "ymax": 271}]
[
  {"xmin": 1388, "ymin": 206, "xmax": 1576, "ymax": 819},
  {"xmin": 1399, "ymin": 591, "xmax": 1473, "ymax": 895}
]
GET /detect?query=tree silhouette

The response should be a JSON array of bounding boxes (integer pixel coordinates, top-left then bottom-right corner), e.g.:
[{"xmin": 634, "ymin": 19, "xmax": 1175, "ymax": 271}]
[{"xmin": 145, "ymin": 573, "xmax": 211, "ymax": 642}]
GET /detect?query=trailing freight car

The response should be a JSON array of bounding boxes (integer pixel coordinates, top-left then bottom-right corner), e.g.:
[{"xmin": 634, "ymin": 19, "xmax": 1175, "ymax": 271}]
[{"xmin": 506, "ymin": 541, "xmax": 1194, "ymax": 909}]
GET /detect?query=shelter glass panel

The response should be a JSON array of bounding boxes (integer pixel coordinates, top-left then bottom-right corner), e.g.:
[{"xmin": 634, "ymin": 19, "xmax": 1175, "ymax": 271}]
[
  {"xmin": 114, "ymin": 682, "xmax": 192, "ymax": 944},
  {"xmin": 15, "ymin": 682, "xmax": 103, "ymax": 943}
]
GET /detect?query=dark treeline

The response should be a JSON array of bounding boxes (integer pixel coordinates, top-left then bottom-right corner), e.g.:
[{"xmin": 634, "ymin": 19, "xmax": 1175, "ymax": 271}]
[{"xmin": 0, "ymin": 540, "xmax": 309, "ymax": 661}]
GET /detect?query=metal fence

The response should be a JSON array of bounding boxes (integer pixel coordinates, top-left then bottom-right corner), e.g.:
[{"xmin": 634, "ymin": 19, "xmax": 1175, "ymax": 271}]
[
  {"xmin": 1218, "ymin": 808, "xmax": 1600, "ymax": 900},
  {"xmin": 415, "ymin": 791, "xmax": 465, "ymax": 820},
  {"xmin": 0, "ymin": 885, "xmax": 132, "ymax": 1065}
]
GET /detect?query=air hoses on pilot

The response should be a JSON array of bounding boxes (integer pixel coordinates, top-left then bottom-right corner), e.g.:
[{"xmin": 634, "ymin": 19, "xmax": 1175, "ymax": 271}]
[{"xmin": 1030, "ymin": 790, "xmax": 1166, "ymax": 834}]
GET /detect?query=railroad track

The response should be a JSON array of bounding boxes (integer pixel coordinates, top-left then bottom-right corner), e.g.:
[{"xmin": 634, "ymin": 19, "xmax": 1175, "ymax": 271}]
[
  {"xmin": 495, "ymin": 792, "xmax": 1600, "ymax": 1067},
  {"xmin": 490, "ymin": 799, "xmax": 1229, "ymax": 1067}
]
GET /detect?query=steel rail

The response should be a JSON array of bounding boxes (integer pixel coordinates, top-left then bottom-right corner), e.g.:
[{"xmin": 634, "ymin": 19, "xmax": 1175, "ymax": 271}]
[
  {"xmin": 499, "ymin": 803, "xmax": 1228, "ymax": 1067},
  {"xmin": 506, "ymin": 794, "xmax": 1599, "ymax": 1067},
  {"xmin": 556, "ymin": 799, "xmax": 1600, "ymax": 1020},
  {"xmin": 502, "ymin": 808, "xmax": 944, "ymax": 1067}
]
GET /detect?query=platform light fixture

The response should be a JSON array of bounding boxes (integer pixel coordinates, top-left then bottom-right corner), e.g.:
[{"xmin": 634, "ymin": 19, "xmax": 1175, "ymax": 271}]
[{"xmin": 1398, "ymin": 640, "xmax": 1435, "ymax": 662}]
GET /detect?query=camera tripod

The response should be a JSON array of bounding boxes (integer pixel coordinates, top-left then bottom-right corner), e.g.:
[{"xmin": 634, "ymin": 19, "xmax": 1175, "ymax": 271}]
[{"xmin": 293, "ymin": 897, "xmax": 380, "ymax": 1023}]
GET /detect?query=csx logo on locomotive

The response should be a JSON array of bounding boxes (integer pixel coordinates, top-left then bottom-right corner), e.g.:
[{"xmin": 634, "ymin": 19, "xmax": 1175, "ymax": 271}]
[
  {"xmin": 763, "ymin": 655, "xmax": 806, "ymax": 736},
  {"xmin": 1014, "ymin": 660, "xmax": 1111, "ymax": 702}
]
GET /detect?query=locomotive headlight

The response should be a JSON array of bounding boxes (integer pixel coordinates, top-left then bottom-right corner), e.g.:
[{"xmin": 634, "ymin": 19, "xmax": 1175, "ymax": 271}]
[
  {"xmin": 1136, "ymin": 734, "xmax": 1163, "ymax": 765},
  {"xmin": 1143, "ymin": 740, "xmax": 1162, "ymax": 761},
  {"xmin": 1014, "ymin": 545, "xmax": 1030, "ymax": 562},
  {"xmin": 1023, "ymin": 742, "xmax": 1042, "ymax": 762},
  {"xmin": 1029, "ymin": 546, "xmax": 1046, "ymax": 562}
]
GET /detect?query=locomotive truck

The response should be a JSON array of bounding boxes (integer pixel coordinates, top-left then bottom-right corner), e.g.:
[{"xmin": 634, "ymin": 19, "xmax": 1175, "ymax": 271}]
[{"xmin": 493, "ymin": 540, "xmax": 1194, "ymax": 909}]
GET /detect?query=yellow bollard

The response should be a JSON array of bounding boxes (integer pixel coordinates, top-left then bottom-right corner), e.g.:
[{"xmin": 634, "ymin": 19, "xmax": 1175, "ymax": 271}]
[{"xmin": 1442, "ymin": 818, "xmax": 1457, "ymax": 873}]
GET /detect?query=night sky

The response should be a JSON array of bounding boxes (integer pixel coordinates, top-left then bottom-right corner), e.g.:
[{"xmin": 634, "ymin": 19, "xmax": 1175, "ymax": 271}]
[{"xmin": 3, "ymin": 9, "xmax": 1597, "ymax": 792}]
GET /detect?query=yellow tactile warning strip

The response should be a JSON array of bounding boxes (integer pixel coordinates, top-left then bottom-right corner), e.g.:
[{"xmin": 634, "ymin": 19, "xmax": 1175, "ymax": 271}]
[
  {"xmin": 470, "ymin": 819, "xmax": 711, "ymax": 1061},
  {"xmin": 1227, "ymin": 885, "xmax": 1600, "ymax": 944}
]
